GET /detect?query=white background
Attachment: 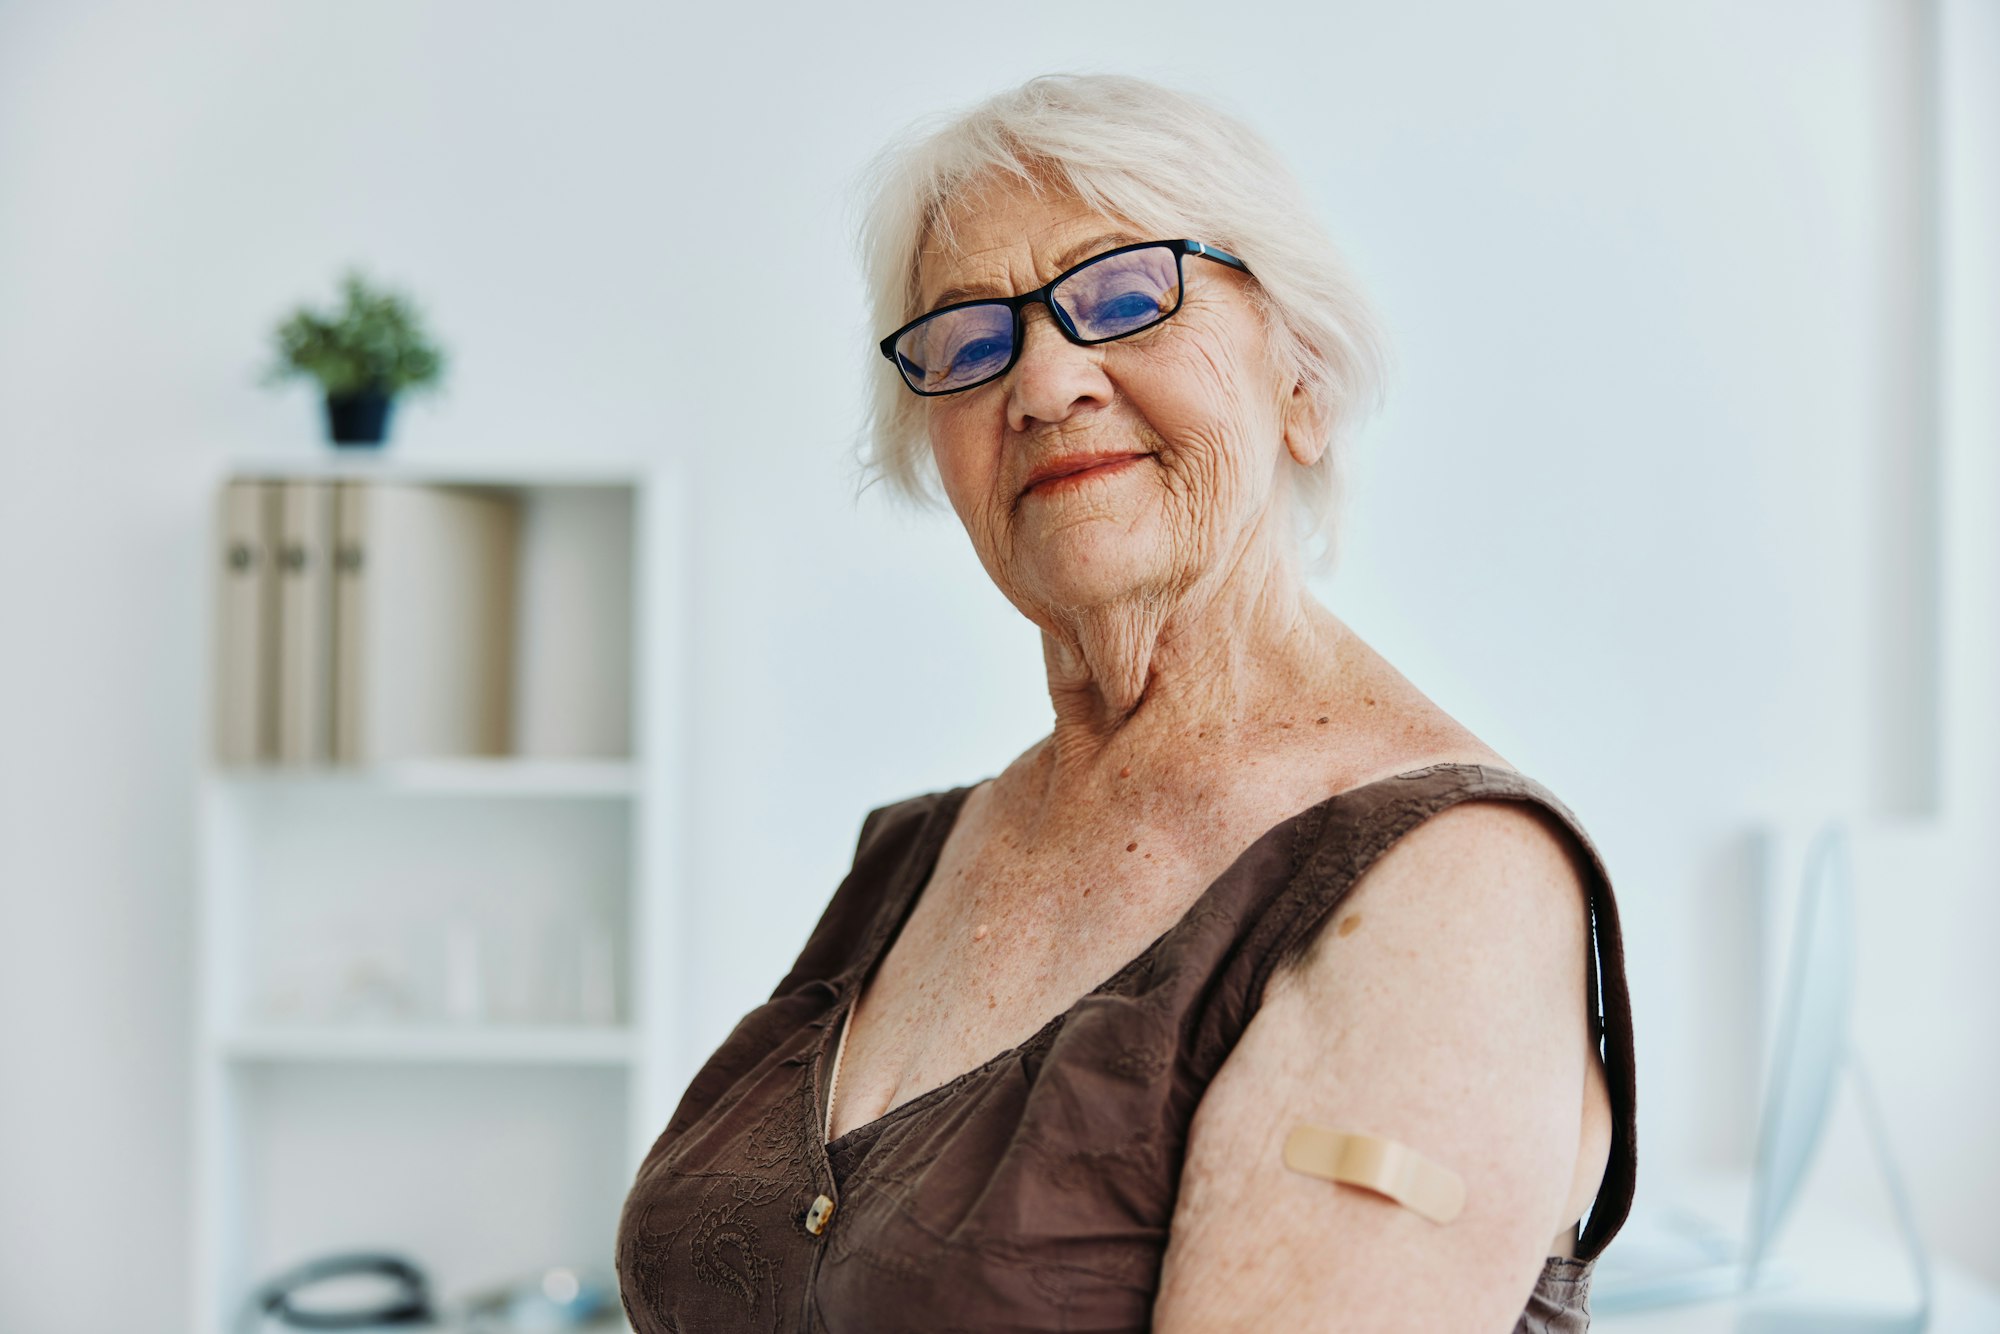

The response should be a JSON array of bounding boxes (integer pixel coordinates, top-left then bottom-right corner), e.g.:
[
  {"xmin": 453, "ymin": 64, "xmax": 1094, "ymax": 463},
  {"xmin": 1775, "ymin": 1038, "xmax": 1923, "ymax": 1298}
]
[{"xmin": 0, "ymin": 3, "xmax": 1994, "ymax": 1329}]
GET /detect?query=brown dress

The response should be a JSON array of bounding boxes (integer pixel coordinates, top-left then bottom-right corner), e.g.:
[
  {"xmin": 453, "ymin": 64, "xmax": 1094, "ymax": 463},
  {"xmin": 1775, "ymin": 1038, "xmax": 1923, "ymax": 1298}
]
[{"xmin": 616, "ymin": 762, "xmax": 1638, "ymax": 1332}]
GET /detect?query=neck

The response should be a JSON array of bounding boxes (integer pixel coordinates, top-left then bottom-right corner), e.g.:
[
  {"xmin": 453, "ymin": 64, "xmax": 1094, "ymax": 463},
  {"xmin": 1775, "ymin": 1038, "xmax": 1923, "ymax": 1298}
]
[{"xmin": 1029, "ymin": 525, "xmax": 1350, "ymax": 811}]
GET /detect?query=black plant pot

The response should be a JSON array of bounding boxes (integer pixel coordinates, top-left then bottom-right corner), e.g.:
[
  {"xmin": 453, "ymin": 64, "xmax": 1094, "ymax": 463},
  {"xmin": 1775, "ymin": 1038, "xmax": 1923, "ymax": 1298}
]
[{"xmin": 325, "ymin": 389, "xmax": 395, "ymax": 447}]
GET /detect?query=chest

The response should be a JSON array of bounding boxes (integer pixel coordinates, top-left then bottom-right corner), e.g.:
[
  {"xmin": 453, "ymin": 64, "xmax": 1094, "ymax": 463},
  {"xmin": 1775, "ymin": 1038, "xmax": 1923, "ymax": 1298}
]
[{"xmin": 825, "ymin": 800, "xmax": 1295, "ymax": 1142}]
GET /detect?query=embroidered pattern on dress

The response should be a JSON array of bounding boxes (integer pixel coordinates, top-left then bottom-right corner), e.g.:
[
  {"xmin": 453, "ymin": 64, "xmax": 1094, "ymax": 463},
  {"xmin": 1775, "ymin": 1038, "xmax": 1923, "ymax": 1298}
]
[
  {"xmin": 670, "ymin": 1176, "xmax": 792, "ymax": 1331},
  {"xmin": 742, "ymin": 1079, "xmax": 812, "ymax": 1173}
]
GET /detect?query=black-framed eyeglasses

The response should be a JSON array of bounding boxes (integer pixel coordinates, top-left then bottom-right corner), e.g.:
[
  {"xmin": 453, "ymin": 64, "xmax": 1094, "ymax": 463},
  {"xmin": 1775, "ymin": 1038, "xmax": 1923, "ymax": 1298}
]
[{"xmin": 878, "ymin": 238, "xmax": 1253, "ymax": 397}]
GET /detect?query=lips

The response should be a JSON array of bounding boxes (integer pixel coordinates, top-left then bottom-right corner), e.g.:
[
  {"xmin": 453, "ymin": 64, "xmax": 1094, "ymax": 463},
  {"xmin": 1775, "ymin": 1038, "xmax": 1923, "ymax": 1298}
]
[{"xmin": 1021, "ymin": 452, "xmax": 1149, "ymax": 496}]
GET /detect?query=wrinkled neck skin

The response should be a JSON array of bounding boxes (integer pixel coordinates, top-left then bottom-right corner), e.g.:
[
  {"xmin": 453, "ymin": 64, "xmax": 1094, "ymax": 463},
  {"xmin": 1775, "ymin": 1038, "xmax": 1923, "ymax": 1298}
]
[{"xmin": 1020, "ymin": 497, "xmax": 1354, "ymax": 827}]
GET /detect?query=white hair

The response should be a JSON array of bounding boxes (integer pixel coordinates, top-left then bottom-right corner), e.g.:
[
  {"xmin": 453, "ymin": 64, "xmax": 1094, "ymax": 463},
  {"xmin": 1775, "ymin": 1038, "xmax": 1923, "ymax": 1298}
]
[{"xmin": 845, "ymin": 72, "xmax": 1390, "ymax": 577}]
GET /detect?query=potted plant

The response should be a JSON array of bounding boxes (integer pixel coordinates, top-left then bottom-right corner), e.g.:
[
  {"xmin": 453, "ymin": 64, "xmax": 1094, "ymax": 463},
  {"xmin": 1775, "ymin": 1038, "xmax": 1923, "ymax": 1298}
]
[{"xmin": 261, "ymin": 268, "xmax": 447, "ymax": 447}]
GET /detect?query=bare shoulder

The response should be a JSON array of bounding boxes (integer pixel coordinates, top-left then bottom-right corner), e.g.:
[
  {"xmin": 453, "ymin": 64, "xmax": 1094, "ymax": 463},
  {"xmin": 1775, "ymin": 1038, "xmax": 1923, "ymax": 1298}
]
[
  {"xmin": 1298, "ymin": 788, "xmax": 1590, "ymax": 966},
  {"xmin": 1151, "ymin": 776, "xmax": 1602, "ymax": 1330},
  {"xmin": 1270, "ymin": 783, "xmax": 1598, "ymax": 1072}
]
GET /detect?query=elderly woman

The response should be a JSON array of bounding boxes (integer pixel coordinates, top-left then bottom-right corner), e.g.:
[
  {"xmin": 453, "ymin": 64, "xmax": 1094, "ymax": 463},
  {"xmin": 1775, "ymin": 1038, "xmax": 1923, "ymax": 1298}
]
[{"xmin": 617, "ymin": 73, "xmax": 1636, "ymax": 1332}]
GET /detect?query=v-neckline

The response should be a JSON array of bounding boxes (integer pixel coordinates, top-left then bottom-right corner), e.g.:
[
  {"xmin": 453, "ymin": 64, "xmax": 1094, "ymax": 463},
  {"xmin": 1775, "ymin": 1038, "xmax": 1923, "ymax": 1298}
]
[{"xmin": 816, "ymin": 760, "xmax": 1506, "ymax": 1155}]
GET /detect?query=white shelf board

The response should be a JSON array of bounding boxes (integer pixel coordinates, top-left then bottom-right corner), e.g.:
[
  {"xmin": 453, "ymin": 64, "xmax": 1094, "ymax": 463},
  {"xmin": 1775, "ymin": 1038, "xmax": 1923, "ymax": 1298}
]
[
  {"xmin": 218, "ymin": 454, "xmax": 651, "ymax": 487},
  {"xmin": 208, "ymin": 757, "xmax": 639, "ymax": 798},
  {"xmin": 220, "ymin": 1022, "xmax": 638, "ymax": 1066}
]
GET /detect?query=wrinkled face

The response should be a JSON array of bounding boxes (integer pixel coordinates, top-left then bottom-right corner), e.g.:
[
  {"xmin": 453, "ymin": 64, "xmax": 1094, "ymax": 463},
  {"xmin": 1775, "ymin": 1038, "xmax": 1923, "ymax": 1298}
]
[{"xmin": 913, "ymin": 174, "xmax": 1315, "ymax": 621}]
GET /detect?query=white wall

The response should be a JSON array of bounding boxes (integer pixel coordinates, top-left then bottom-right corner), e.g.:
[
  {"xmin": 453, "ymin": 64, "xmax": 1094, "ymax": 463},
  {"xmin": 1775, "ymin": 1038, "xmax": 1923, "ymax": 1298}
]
[{"xmin": 1, "ymin": 3, "xmax": 1993, "ymax": 1330}]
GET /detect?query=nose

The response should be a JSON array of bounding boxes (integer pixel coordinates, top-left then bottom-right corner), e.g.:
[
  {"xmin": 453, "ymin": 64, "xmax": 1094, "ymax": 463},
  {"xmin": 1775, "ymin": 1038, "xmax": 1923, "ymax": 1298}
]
[{"xmin": 1005, "ymin": 303, "xmax": 1113, "ymax": 434}]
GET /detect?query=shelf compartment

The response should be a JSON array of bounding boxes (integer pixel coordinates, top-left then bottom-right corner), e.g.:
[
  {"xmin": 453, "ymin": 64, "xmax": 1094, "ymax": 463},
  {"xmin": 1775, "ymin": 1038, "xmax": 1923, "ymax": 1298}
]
[
  {"xmin": 227, "ymin": 1063, "xmax": 630, "ymax": 1328},
  {"xmin": 218, "ymin": 786, "xmax": 632, "ymax": 1033}
]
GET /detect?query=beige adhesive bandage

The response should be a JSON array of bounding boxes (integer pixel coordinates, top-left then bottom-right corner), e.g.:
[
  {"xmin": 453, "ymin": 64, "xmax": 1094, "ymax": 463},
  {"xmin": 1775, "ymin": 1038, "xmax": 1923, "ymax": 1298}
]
[{"xmin": 1282, "ymin": 1123, "xmax": 1465, "ymax": 1225}]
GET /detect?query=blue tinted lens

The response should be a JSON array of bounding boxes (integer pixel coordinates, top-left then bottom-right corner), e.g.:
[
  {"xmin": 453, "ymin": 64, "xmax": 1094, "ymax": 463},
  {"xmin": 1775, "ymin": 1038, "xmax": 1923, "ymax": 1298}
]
[
  {"xmin": 894, "ymin": 303, "xmax": 1015, "ymax": 393},
  {"xmin": 1053, "ymin": 246, "xmax": 1181, "ymax": 340}
]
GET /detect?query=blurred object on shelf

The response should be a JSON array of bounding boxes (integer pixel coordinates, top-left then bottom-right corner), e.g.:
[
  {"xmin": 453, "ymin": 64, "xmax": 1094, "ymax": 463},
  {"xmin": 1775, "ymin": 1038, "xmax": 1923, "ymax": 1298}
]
[
  {"xmin": 442, "ymin": 918, "xmax": 487, "ymax": 1023},
  {"xmin": 256, "ymin": 906, "xmax": 626, "ymax": 1031},
  {"xmin": 237, "ymin": 1253, "xmax": 622, "ymax": 1333},
  {"xmin": 258, "ymin": 268, "xmax": 448, "ymax": 449},
  {"xmin": 576, "ymin": 918, "xmax": 617, "ymax": 1027},
  {"xmin": 333, "ymin": 957, "xmax": 419, "ymax": 1024},
  {"xmin": 210, "ymin": 478, "xmax": 520, "ymax": 770},
  {"xmin": 238, "ymin": 1251, "xmax": 436, "ymax": 1332}
]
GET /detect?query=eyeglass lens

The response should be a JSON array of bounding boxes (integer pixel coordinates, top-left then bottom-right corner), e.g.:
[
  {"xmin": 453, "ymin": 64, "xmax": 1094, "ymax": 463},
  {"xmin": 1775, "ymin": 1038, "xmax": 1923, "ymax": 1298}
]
[{"xmin": 892, "ymin": 244, "xmax": 1184, "ymax": 394}]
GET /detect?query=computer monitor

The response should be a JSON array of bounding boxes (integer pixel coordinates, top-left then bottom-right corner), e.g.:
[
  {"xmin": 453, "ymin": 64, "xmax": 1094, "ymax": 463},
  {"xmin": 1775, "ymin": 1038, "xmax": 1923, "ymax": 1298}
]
[
  {"xmin": 1592, "ymin": 821, "xmax": 1932, "ymax": 1331},
  {"xmin": 1743, "ymin": 820, "xmax": 1857, "ymax": 1279}
]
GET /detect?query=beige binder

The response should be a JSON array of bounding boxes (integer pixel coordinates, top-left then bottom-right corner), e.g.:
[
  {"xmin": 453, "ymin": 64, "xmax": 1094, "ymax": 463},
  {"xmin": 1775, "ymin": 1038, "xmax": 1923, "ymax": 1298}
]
[
  {"xmin": 331, "ymin": 482, "xmax": 520, "ymax": 764},
  {"xmin": 274, "ymin": 481, "xmax": 338, "ymax": 765},
  {"xmin": 212, "ymin": 480, "xmax": 281, "ymax": 765}
]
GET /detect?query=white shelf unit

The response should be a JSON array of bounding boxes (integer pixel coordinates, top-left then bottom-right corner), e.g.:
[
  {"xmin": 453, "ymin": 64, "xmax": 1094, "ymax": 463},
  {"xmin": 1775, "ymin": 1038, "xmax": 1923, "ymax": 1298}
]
[{"xmin": 189, "ymin": 457, "xmax": 684, "ymax": 1334}]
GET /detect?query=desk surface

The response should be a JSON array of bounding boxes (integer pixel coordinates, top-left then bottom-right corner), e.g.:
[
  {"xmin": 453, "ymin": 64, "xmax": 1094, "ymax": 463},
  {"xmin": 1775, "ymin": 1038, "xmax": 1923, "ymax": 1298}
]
[{"xmin": 1592, "ymin": 1175, "xmax": 2000, "ymax": 1333}]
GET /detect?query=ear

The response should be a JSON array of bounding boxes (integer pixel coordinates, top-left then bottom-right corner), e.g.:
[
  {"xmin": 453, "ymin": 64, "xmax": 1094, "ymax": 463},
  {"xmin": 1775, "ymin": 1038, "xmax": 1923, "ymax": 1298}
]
[{"xmin": 1281, "ymin": 373, "xmax": 1330, "ymax": 469}]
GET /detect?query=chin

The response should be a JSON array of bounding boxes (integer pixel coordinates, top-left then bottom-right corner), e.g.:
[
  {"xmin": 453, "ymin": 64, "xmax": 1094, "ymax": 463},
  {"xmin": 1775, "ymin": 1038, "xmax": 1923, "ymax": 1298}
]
[{"xmin": 1026, "ymin": 523, "xmax": 1171, "ymax": 606}]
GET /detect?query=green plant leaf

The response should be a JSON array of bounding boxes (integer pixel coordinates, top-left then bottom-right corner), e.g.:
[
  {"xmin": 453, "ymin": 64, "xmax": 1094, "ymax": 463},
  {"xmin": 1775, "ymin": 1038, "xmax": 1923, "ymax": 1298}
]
[{"xmin": 260, "ymin": 267, "xmax": 449, "ymax": 397}]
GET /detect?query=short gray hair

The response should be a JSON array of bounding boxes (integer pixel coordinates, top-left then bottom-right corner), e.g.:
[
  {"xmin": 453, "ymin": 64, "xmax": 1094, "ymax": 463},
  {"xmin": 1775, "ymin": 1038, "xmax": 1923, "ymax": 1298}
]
[{"xmin": 847, "ymin": 72, "xmax": 1390, "ymax": 577}]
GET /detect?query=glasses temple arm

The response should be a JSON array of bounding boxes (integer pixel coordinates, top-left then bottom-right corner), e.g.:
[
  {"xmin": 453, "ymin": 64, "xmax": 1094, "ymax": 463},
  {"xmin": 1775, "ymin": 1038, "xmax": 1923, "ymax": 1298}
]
[{"xmin": 1184, "ymin": 240, "xmax": 1252, "ymax": 274}]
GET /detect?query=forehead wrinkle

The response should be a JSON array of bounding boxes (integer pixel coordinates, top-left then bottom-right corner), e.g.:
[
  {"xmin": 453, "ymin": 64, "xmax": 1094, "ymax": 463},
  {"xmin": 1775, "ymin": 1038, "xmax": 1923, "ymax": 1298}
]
[
  {"xmin": 916, "ymin": 175, "xmax": 1152, "ymax": 298},
  {"xmin": 1050, "ymin": 229, "xmax": 1146, "ymax": 273},
  {"xmin": 916, "ymin": 233, "xmax": 1007, "ymax": 311},
  {"xmin": 919, "ymin": 226, "xmax": 1145, "ymax": 313}
]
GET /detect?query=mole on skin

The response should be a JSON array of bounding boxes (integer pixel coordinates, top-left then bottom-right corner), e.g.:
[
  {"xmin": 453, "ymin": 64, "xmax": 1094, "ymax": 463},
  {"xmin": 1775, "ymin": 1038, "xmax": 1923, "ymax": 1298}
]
[
  {"xmin": 1337, "ymin": 914, "xmax": 1363, "ymax": 938},
  {"xmin": 973, "ymin": 923, "xmax": 989, "ymax": 940}
]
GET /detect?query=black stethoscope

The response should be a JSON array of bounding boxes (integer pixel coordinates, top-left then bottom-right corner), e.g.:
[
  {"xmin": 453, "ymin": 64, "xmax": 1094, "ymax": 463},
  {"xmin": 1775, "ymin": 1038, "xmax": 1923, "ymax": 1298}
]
[{"xmin": 238, "ymin": 1252, "xmax": 436, "ymax": 1332}]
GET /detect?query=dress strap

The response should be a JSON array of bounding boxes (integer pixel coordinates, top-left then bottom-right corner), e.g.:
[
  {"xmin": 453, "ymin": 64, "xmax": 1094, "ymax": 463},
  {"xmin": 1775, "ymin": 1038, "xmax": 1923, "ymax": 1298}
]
[
  {"xmin": 767, "ymin": 788, "xmax": 962, "ymax": 1001},
  {"xmin": 1246, "ymin": 763, "xmax": 1639, "ymax": 1264}
]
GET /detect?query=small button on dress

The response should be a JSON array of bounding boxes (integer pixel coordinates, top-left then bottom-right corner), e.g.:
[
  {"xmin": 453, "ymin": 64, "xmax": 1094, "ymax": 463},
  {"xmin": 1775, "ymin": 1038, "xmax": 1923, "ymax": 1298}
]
[{"xmin": 804, "ymin": 1194, "xmax": 835, "ymax": 1236}]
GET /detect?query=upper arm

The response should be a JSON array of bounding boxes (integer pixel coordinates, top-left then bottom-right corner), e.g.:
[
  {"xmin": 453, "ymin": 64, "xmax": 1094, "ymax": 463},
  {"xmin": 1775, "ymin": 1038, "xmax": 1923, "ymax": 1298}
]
[{"xmin": 1151, "ymin": 799, "xmax": 1599, "ymax": 1333}]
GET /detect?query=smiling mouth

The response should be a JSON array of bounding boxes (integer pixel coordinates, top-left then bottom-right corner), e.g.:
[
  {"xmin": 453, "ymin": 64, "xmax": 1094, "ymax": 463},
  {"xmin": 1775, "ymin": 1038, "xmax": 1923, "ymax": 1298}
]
[{"xmin": 1022, "ymin": 453, "xmax": 1150, "ymax": 497}]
